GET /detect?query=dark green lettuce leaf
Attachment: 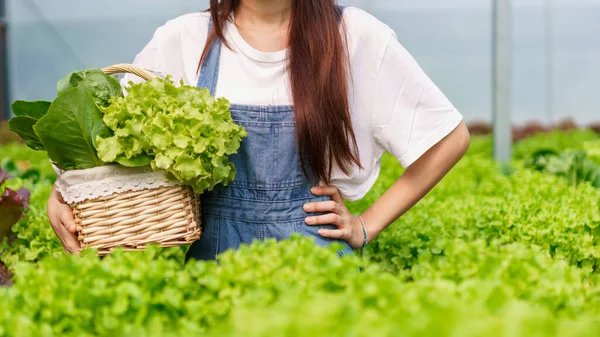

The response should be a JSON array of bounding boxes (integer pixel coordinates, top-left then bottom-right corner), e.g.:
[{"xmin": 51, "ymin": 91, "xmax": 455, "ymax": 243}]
[
  {"xmin": 525, "ymin": 149, "xmax": 600, "ymax": 188},
  {"xmin": 10, "ymin": 100, "xmax": 50, "ymax": 119},
  {"xmin": 8, "ymin": 101, "xmax": 51, "ymax": 150},
  {"xmin": 57, "ymin": 69, "xmax": 123, "ymax": 107},
  {"xmin": 114, "ymin": 154, "xmax": 154, "ymax": 167},
  {"xmin": 34, "ymin": 84, "xmax": 112, "ymax": 170}
]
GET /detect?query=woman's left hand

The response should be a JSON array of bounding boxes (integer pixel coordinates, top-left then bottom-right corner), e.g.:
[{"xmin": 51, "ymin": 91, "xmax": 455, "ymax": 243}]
[{"xmin": 303, "ymin": 186, "xmax": 365, "ymax": 250}]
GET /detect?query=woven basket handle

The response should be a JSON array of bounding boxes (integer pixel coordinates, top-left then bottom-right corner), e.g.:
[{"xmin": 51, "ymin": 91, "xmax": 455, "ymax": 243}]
[{"xmin": 101, "ymin": 63, "xmax": 155, "ymax": 81}]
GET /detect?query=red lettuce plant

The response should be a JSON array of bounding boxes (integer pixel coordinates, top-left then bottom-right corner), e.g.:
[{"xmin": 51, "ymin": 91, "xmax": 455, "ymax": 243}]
[{"xmin": 0, "ymin": 169, "xmax": 31, "ymax": 240}]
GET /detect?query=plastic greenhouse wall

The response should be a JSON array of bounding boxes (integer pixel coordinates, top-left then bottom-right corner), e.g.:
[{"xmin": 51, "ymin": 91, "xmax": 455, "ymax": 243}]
[{"xmin": 4, "ymin": 0, "xmax": 600, "ymax": 124}]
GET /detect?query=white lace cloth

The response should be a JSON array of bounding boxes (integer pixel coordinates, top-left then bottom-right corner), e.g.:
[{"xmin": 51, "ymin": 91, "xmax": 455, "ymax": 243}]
[{"xmin": 53, "ymin": 163, "xmax": 181, "ymax": 204}]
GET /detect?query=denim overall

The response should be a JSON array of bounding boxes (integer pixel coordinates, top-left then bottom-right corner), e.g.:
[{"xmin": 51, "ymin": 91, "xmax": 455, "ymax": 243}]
[{"xmin": 185, "ymin": 13, "xmax": 353, "ymax": 261}]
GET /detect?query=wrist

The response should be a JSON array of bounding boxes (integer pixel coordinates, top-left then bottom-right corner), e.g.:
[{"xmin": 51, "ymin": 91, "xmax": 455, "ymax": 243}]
[
  {"xmin": 356, "ymin": 215, "xmax": 370, "ymax": 247},
  {"xmin": 358, "ymin": 214, "xmax": 383, "ymax": 244},
  {"xmin": 51, "ymin": 184, "xmax": 66, "ymax": 204}
]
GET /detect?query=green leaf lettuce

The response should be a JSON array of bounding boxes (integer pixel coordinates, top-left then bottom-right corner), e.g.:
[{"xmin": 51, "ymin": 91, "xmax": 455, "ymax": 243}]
[{"xmin": 96, "ymin": 76, "xmax": 247, "ymax": 193}]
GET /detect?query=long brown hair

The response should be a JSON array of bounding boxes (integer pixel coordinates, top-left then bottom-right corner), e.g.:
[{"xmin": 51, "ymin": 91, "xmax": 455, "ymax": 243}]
[{"xmin": 199, "ymin": 0, "xmax": 361, "ymax": 184}]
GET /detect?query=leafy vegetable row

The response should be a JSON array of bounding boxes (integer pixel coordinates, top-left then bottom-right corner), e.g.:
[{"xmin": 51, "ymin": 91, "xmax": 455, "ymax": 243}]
[
  {"xmin": 1, "ymin": 237, "xmax": 600, "ymax": 337},
  {"xmin": 0, "ymin": 131, "xmax": 599, "ymax": 336}
]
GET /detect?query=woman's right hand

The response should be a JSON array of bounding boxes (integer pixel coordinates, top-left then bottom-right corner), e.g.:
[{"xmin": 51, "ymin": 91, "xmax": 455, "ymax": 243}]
[{"xmin": 47, "ymin": 184, "xmax": 80, "ymax": 254}]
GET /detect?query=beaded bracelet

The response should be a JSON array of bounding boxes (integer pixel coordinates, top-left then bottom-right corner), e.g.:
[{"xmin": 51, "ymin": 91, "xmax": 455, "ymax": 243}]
[{"xmin": 357, "ymin": 215, "xmax": 369, "ymax": 248}]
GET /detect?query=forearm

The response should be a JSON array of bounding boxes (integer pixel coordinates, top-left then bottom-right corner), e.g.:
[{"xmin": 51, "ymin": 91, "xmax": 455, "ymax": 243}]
[{"xmin": 361, "ymin": 122, "xmax": 470, "ymax": 240}]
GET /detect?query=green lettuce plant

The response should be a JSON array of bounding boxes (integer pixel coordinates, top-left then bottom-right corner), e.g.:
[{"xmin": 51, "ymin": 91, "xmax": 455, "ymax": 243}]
[
  {"xmin": 8, "ymin": 69, "xmax": 246, "ymax": 194},
  {"xmin": 584, "ymin": 140, "xmax": 600, "ymax": 165},
  {"xmin": 95, "ymin": 77, "xmax": 247, "ymax": 194}
]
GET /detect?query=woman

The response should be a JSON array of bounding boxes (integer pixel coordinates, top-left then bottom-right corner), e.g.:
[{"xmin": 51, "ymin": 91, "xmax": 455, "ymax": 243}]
[{"xmin": 47, "ymin": 0, "xmax": 470, "ymax": 260}]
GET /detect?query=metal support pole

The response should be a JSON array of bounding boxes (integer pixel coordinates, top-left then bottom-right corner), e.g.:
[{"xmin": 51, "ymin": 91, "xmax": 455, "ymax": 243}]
[
  {"xmin": 0, "ymin": 0, "xmax": 9, "ymax": 121},
  {"xmin": 492, "ymin": 0, "xmax": 512, "ymax": 162},
  {"xmin": 545, "ymin": 0, "xmax": 554, "ymax": 123}
]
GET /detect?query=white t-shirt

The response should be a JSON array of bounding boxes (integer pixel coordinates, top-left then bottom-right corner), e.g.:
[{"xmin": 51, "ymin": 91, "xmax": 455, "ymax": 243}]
[{"xmin": 121, "ymin": 7, "xmax": 463, "ymax": 201}]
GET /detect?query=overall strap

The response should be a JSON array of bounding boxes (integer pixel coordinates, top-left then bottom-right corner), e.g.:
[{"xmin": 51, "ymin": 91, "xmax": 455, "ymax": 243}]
[{"xmin": 197, "ymin": 18, "xmax": 222, "ymax": 97}]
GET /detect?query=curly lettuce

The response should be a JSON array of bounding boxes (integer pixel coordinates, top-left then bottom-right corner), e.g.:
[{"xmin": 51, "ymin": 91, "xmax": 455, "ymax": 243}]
[{"xmin": 95, "ymin": 77, "xmax": 247, "ymax": 194}]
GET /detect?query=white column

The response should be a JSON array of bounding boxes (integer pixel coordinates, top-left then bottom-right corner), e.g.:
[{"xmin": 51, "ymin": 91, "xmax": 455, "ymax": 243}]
[{"xmin": 492, "ymin": 0, "xmax": 512, "ymax": 162}]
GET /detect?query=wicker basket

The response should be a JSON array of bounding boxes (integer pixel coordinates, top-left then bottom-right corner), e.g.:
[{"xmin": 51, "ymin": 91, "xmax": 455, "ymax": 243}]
[{"xmin": 71, "ymin": 64, "xmax": 202, "ymax": 256}]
